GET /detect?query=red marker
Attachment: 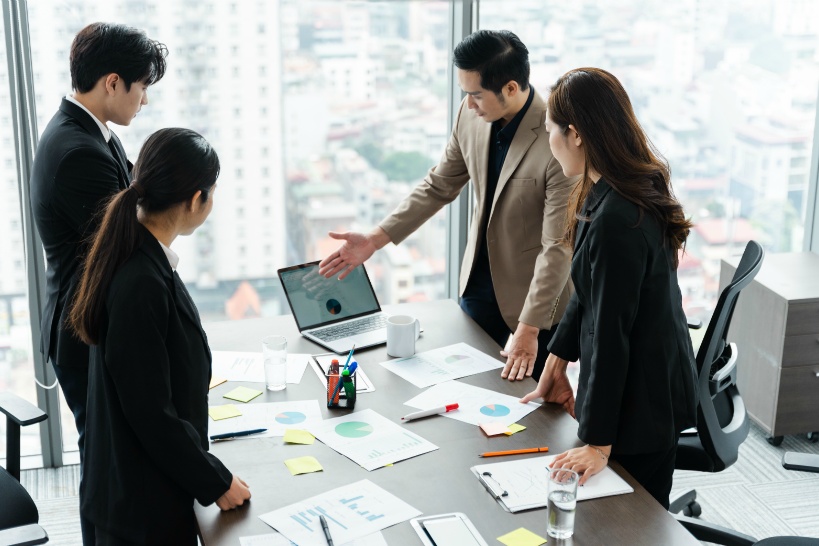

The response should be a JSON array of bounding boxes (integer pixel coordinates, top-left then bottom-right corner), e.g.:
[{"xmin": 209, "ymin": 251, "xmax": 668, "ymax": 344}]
[{"xmin": 401, "ymin": 403, "xmax": 459, "ymax": 422}]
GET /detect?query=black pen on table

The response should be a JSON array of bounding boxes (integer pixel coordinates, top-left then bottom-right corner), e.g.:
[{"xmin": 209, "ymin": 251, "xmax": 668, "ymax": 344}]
[
  {"xmin": 319, "ymin": 514, "xmax": 335, "ymax": 545},
  {"xmin": 209, "ymin": 428, "xmax": 267, "ymax": 442}
]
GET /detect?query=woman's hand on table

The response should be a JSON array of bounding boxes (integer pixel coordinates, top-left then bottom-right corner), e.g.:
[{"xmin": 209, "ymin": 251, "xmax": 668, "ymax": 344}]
[
  {"xmin": 216, "ymin": 475, "xmax": 251, "ymax": 510},
  {"xmin": 550, "ymin": 444, "xmax": 611, "ymax": 485},
  {"xmin": 520, "ymin": 353, "xmax": 575, "ymax": 418}
]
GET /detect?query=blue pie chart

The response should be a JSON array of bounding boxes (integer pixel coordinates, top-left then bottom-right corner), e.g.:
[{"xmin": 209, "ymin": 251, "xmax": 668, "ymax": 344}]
[
  {"xmin": 275, "ymin": 411, "xmax": 306, "ymax": 425},
  {"xmin": 479, "ymin": 404, "xmax": 511, "ymax": 417}
]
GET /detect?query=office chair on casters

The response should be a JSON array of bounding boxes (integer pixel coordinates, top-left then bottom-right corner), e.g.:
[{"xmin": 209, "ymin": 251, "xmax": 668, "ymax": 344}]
[
  {"xmin": 669, "ymin": 240, "xmax": 764, "ymax": 519},
  {"xmin": 0, "ymin": 391, "xmax": 49, "ymax": 546},
  {"xmin": 678, "ymin": 515, "xmax": 819, "ymax": 546}
]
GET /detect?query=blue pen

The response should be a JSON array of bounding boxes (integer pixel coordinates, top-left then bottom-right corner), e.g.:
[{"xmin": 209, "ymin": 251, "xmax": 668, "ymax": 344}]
[
  {"xmin": 342, "ymin": 345, "xmax": 356, "ymax": 371},
  {"xmin": 210, "ymin": 428, "xmax": 267, "ymax": 441}
]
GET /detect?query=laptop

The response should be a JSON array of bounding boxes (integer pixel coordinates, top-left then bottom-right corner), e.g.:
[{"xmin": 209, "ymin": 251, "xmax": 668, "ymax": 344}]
[{"xmin": 277, "ymin": 261, "xmax": 389, "ymax": 353}]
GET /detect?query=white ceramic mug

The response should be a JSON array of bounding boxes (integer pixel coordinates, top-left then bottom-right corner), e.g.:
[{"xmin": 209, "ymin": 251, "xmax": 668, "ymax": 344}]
[{"xmin": 386, "ymin": 315, "xmax": 421, "ymax": 358}]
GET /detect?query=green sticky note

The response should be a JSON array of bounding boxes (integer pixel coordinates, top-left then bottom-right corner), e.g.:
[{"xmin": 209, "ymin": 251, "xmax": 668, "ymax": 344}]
[
  {"xmin": 504, "ymin": 423, "xmax": 527, "ymax": 436},
  {"xmin": 208, "ymin": 404, "xmax": 242, "ymax": 421},
  {"xmin": 283, "ymin": 429, "xmax": 315, "ymax": 445},
  {"xmin": 284, "ymin": 456, "xmax": 323, "ymax": 476},
  {"xmin": 222, "ymin": 386, "xmax": 263, "ymax": 403},
  {"xmin": 497, "ymin": 527, "xmax": 547, "ymax": 546}
]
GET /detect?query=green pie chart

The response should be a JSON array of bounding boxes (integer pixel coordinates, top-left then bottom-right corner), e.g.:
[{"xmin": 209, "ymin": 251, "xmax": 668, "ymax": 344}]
[{"xmin": 335, "ymin": 421, "xmax": 374, "ymax": 438}]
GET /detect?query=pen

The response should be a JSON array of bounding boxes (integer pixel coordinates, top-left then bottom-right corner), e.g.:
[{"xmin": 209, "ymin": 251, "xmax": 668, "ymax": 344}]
[
  {"xmin": 319, "ymin": 514, "xmax": 334, "ymax": 546},
  {"xmin": 209, "ymin": 428, "xmax": 267, "ymax": 441},
  {"xmin": 401, "ymin": 403, "xmax": 459, "ymax": 421},
  {"xmin": 342, "ymin": 344, "xmax": 356, "ymax": 371},
  {"xmin": 329, "ymin": 360, "xmax": 355, "ymax": 403},
  {"xmin": 478, "ymin": 446, "xmax": 549, "ymax": 458}
]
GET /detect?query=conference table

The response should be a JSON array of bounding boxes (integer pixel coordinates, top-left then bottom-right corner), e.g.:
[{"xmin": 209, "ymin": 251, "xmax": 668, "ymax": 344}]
[{"xmin": 195, "ymin": 300, "xmax": 699, "ymax": 545}]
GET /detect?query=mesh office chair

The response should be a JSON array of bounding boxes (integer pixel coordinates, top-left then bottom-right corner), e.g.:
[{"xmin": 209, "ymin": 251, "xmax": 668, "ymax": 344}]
[
  {"xmin": 0, "ymin": 392, "xmax": 49, "ymax": 545},
  {"xmin": 678, "ymin": 515, "xmax": 819, "ymax": 546},
  {"xmin": 670, "ymin": 240, "xmax": 764, "ymax": 518}
]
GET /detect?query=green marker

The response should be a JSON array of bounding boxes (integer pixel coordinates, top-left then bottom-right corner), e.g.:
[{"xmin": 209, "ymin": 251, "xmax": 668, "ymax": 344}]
[{"xmin": 341, "ymin": 369, "xmax": 355, "ymax": 399}]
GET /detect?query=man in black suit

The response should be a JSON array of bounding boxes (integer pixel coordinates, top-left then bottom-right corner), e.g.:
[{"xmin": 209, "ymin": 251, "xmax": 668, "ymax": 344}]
[{"xmin": 29, "ymin": 23, "xmax": 167, "ymax": 545}]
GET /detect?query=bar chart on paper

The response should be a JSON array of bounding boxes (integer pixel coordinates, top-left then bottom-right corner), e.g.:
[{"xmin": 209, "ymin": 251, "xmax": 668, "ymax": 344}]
[
  {"xmin": 307, "ymin": 409, "xmax": 439, "ymax": 470},
  {"xmin": 259, "ymin": 479, "xmax": 420, "ymax": 545}
]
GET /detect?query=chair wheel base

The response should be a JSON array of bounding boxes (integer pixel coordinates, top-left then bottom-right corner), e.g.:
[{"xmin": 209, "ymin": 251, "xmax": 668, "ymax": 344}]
[
  {"xmin": 807, "ymin": 431, "xmax": 819, "ymax": 443},
  {"xmin": 767, "ymin": 435, "xmax": 784, "ymax": 446},
  {"xmin": 682, "ymin": 501, "xmax": 702, "ymax": 518}
]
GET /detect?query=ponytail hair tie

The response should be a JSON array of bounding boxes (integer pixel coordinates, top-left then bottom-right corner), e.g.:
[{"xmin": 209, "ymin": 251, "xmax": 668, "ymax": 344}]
[{"xmin": 129, "ymin": 182, "xmax": 145, "ymax": 199}]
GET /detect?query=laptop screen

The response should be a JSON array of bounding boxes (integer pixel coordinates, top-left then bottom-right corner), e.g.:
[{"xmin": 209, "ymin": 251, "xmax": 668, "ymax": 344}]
[{"xmin": 278, "ymin": 261, "xmax": 381, "ymax": 330}]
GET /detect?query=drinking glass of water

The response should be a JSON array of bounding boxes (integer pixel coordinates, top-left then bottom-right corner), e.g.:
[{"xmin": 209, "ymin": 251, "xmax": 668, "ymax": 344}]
[
  {"xmin": 547, "ymin": 468, "xmax": 578, "ymax": 539},
  {"xmin": 262, "ymin": 335, "xmax": 287, "ymax": 391}
]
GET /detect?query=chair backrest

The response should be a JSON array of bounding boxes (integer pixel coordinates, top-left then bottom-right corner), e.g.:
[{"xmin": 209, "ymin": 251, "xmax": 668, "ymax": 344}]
[{"xmin": 695, "ymin": 240, "xmax": 764, "ymax": 471}]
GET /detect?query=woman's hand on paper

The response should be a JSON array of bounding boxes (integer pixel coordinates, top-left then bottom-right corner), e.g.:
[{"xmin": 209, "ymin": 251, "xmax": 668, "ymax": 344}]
[
  {"xmin": 216, "ymin": 475, "xmax": 251, "ymax": 511},
  {"xmin": 550, "ymin": 444, "xmax": 611, "ymax": 486},
  {"xmin": 520, "ymin": 353, "xmax": 575, "ymax": 418}
]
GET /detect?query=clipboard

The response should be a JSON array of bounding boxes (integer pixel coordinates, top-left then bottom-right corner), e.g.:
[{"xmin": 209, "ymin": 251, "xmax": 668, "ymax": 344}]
[
  {"xmin": 410, "ymin": 513, "xmax": 488, "ymax": 546},
  {"xmin": 310, "ymin": 353, "xmax": 376, "ymax": 393}
]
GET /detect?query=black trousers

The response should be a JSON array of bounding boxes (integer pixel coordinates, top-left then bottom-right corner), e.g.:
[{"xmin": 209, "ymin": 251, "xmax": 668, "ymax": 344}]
[
  {"xmin": 613, "ymin": 442, "xmax": 678, "ymax": 509},
  {"xmin": 52, "ymin": 362, "xmax": 95, "ymax": 546},
  {"xmin": 459, "ymin": 274, "xmax": 554, "ymax": 381},
  {"xmin": 95, "ymin": 527, "xmax": 197, "ymax": 546}
]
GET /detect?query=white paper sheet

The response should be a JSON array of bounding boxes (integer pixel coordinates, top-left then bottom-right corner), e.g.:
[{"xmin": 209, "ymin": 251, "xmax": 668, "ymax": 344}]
[
  {"xmin": 471, "ymin": 454, "xmax": 633, "ymax": 512},
  {"xmin": 240, "ymin": 531, "xmax": 388, "ymax": 546},
  {"xmin": 211, "ymin": 351, "xmax": 310, "ymax": 384},
  {"xmin": 379, "ymin": 342, "xmax": 504, "ymax": 388},
  {"xmin": 259, "ymin": 479, "xmax": 420, "ymax": 545},
  {"xmin": 403, "ymin": 381, "xmax": 540, "ymax": 427},
  {"xmin": 311, "ymin": 354, "xmax": 376, "ymax": 392},
  {"xmin": 208, "ymin": 400, "xmax": 323, "ymax": 439},
  {"xmin": 305, "ymin": 408, "xmax": 438, "ymax": 471}
]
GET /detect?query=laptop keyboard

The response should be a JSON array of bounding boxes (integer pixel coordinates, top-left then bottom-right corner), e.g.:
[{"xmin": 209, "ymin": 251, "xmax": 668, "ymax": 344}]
[{"xmin": 311, "ymin": 315, "xmax": 388, "ymax": 342}]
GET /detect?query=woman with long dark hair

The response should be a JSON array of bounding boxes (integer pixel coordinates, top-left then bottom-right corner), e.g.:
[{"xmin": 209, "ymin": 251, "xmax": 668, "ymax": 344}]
[
  {"xmin": 70, "ymin": 128, "xmax": 250, "ymax": 544},
  {"xmin": 521, "ymin": 68, "xmax": 698, "ymax": 508}
]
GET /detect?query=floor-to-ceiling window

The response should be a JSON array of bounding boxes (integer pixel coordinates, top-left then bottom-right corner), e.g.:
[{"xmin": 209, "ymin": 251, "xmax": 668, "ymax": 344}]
[{"xmin": 479, "ymin": 0, "xmax": 819, "ymax": 326}]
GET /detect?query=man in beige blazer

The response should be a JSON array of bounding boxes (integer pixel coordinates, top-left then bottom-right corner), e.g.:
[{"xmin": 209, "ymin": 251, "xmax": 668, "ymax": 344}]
[{"xmin": 320, "ymin": 30, "xmax": 576, "ymax": 381}]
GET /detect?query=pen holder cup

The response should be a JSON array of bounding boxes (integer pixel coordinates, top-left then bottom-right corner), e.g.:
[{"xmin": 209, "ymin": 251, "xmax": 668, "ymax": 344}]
[{"xmin": 326, "ymin": 370, "xmax": 356, "ymax": 409}]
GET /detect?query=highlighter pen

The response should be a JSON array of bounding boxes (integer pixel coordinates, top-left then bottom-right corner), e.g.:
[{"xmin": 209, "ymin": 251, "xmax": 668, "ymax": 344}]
[
  {"xmin": 341, "ymin": 369, "xmax": 355, "ymax": 399},
  {"xmin": 401, "ymin": 403, "xmax": 459, "ymax": 421}
]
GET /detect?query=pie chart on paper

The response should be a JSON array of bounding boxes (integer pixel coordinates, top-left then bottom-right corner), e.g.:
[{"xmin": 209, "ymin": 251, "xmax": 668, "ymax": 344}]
[
  {"xmin": 335, "ymin": 421, "xmax": 374, "ymax": 438},
  {"xmin": 444, "ymin": 354, "xmax": 472, "ymax": 365},
  {"xmin": 275, "ymin": 411, "xmax": 306, "ymax": 425},
  {"xmin": 479, "ymin": 404, "xmax": 511, "ymax": 417}
]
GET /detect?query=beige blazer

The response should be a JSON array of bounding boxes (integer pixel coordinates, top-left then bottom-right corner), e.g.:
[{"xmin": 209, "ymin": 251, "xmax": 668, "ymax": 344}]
[{"xmin": 380, "ymin": 90, "xmax": 576, "ymax": 331}]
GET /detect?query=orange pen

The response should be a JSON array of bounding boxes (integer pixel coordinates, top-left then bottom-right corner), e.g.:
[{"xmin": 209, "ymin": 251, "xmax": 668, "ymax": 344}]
[{"xmin": 478, "ymin": 446, "xmax": 549, "ymax": 458}]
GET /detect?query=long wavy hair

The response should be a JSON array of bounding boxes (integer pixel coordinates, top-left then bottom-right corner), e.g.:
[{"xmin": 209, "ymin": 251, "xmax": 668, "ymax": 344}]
[
  {"xmin": 69, "ymin": 128, "xmax": 220, "ymax": 345},
  {"xmin": 548, "ymin": 68, "xmax": 692, "ymax": 266}
]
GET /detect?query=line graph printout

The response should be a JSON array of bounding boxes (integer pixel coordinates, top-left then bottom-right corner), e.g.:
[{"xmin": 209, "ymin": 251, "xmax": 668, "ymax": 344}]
[
  {"xmin": 211, "ymin": 351, "xmax": 310, "ymax": 384},
  {"xmin": 306, "ymin": 409, "xmax": 438, "ymax": 470},
  {"xmin": 379, "ymin": 343, "xmax": 504, "ymax": 388},
  {"xmin": 208, "ymin": 400, "xmax": 322, "ymax": 439},
  {"xmin": 403, "ymin": 381, "xmax": 540, "ymax": 426},
  {"xmin": 259, "ymin": 479, "xmax": 420, "ymax": 545}
]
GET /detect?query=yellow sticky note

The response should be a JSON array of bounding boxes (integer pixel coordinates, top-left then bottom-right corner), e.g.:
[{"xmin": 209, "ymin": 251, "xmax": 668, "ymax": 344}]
[
  {"xmin": 284, "ymin": 456, "xmax": 323, "ymax": 476},
  {"xmin": 504, "ymin": 423, "xmax": 527, "ymax": 436},
  {"xmin": 223, "ymin": 386, "xmax": 263, "ymax": 403},
  {"xmin": 480, "ymin": 422, "xmax": 512, "ymax": 436},
  {"xmin": 209, "ymin": 376, "xmax": 227, "ymax": 389},
  {"xmin": 208, "ymin": 404, "xmax": 242, "ymax": 421},
  {"xmin": 497, "ymin": 527, "xmax": 548, "ymax": 546},
  {"xmin": 283, "ymin": 429, "xmax": 315, "ymax": 445}
]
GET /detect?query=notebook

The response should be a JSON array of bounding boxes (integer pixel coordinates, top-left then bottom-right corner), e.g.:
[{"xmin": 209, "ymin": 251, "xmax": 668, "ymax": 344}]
[
  {"xmin": 471, "ymin": 454, "xmax": 633, "ymax": 513},
  {"xmin": 278, "ymin": 261, "xmax": 388, "ymax": 353}
]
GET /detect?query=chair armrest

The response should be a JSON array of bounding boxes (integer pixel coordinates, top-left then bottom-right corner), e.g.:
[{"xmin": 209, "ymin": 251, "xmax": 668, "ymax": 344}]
[
  {"xmin": 0, "ymin": 393, "xmax": 47, "ymax": 427},
  {"xmin": 676, "ymin": 514, "xmax": 756, "ymax": 545},
  {"xmin": 687, "ymin": 317, "xmax": 703, "ymax": 330},
  {"xmin": 0, "ymin": 524, "xmax": 49, "ymax": 546}
]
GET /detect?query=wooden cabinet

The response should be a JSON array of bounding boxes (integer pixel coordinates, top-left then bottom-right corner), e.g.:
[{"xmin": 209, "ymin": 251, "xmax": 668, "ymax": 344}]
[{"xmin": 720, "ymin": 252, "xmax": 819, "ymax": 440}]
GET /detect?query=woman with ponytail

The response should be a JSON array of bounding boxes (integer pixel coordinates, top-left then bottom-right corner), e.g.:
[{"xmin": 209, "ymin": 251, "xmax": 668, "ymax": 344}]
[
  {"xmin": 70, "ymin": 128, "xmax": 250, "ymax": 544},
  {"xmin": 520, "ymin": 68, "xmax": 698, "ymax": 509}
]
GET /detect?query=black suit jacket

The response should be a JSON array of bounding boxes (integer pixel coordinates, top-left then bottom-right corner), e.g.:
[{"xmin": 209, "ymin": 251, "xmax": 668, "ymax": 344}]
[
  {"xmin": 82, "ymin": 227, "xmax": 232, "ymax": 543},
  {"xmin": 30, "ymin": 98, "xmax": 132, "ymax": 367},
  {"xmin": 549, "ymin": 178, "xmax": 698, "ymax": 455}
]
